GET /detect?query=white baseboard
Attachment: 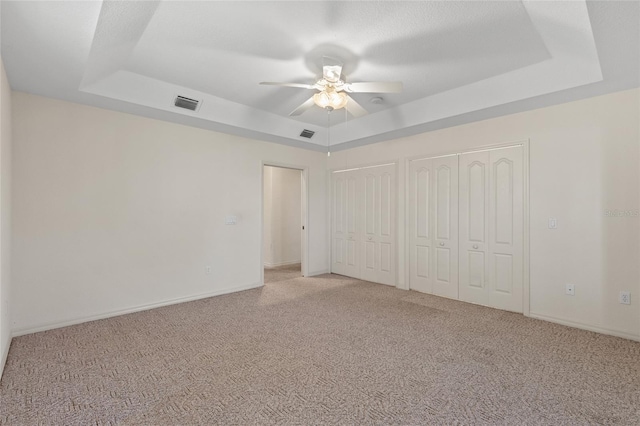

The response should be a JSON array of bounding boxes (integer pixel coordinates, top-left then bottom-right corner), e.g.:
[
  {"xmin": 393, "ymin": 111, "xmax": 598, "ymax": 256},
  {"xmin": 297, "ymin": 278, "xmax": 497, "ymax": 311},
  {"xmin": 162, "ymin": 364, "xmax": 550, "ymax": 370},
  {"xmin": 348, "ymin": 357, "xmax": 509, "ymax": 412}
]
[
  {"xmin": 528, "ymin": 311, "xmax": 640, "ymax": 342},
  {"xmin": 12, "ymin": 282, "xmax": 263, "ymax": 337},
  {"xmin": 264, "ymin": 260, "xmax": 301, "ymax": 268}
]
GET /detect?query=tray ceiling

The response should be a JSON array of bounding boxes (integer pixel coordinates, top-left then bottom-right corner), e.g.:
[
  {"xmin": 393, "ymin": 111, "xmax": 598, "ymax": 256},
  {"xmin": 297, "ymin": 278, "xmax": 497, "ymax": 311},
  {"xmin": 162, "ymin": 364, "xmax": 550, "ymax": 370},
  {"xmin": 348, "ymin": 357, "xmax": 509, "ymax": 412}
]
[{"xmin": 1, "ymin": 1, "xmax": 638, "ymax": 152}]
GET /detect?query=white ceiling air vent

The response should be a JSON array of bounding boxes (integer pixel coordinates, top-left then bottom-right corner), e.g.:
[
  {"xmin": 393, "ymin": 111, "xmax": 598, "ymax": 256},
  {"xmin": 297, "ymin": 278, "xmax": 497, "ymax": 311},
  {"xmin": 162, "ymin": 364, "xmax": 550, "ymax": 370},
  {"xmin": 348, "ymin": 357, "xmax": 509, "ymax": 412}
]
[
  {"xmin": 300, "ymin": 129, "xmax": 315, "ymax": 138},
  {"xmin": 174, "ymin": 95, "xmax": 200, "ymax": 111}
]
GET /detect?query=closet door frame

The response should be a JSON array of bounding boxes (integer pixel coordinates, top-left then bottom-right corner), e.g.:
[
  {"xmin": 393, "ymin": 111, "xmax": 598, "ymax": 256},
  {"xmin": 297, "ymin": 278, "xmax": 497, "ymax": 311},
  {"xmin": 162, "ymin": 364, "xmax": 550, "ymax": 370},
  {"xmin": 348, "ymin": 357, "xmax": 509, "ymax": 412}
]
[
  {"xmin": 329, "ymin": 160, "xmax": 400, "ymax": 287},
  {"xmin": 404, "ymin": 140, "xmax": 530, "ymax": 316}
]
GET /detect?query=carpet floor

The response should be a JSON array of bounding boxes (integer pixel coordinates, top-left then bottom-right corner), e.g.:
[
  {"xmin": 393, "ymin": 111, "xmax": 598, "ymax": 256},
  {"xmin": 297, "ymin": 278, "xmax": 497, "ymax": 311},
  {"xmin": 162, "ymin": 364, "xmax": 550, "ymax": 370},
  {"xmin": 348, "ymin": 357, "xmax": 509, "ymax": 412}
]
[
  {"xmin": 264, "ymin": 263, "xmax": 302, "ymax": 284},
  {"xmin": 1, "ymin": 268, "xmax": 640, "ymax": 425}
]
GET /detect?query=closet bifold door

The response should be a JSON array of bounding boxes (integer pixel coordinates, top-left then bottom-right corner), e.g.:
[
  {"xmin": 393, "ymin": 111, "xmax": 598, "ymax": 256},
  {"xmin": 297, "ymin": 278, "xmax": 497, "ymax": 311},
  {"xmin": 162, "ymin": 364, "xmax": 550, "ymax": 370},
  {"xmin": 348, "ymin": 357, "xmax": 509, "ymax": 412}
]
[
  {"xmin": 409, "ymin": 158, "xmax": 432, "ymax": 293},
  {"xmin": 459, "ymin": 146, "xmax": 524, "ymax": 313},
  {"xmin": 409, "ymin": 156, "xmax": 458, "ymax": 298},
  {"xmin": 488, "ymin": 146, "xmax": 523, "ymax": 313},
  {"xmin": 458, "ymin": 151, "xmax": 491, "ymax": 306},
  {"xmin": 432, "ymin": 156, "xmax": 459, "ymax": 299},
  {"xmin": 360, "ymin": 164, "xmax": 396, "ymax": 286},
  {"xmin": 331, "ymin": 170, "xmax": 360, "ymax": 279}
]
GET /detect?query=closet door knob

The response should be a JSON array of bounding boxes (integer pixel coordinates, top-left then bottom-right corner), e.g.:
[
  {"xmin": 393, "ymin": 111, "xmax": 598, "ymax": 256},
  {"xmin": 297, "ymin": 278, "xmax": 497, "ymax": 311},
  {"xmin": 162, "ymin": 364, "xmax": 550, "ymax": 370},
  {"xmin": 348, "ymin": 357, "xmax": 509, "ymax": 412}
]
[
  {"xmin": 368, "ymin": 236, "xmax": 372, "ymax": 240},
  {"xmin": 439, "ymin": 242, "xmax": 444, "ymax": 246},
  {"xmin": 473, "ymin": 244, "xmax": 479, "ymax": 249}
]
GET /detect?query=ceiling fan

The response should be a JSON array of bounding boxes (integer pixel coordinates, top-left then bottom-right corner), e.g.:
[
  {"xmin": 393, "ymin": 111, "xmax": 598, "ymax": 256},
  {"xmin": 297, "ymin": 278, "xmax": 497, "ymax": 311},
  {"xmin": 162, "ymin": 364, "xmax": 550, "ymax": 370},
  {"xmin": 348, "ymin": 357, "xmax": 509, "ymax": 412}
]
[{"xmin": 260, "ymin": 58, "xmax": 403, "ymax": 118}]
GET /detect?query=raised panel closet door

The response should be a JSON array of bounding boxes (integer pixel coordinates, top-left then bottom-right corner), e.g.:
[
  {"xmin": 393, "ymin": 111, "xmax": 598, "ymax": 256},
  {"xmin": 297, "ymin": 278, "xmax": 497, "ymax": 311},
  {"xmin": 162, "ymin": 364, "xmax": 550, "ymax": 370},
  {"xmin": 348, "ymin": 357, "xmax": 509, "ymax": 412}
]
[
  {"xmin": 458, "ymin": 151, "xmax": 490, "ymax": 306},
  {"xmin": 360, "ymin": 165, "xmax": 396, "ymax": 286},
  {"xmin": 331, "ymin": 171, "xmax": 360, "ymax": 279},
  {"xmin": 331, "ymin": 174, "xmax": 347, "ymax": 276},
  {"xmin": 489, "ymin": 146, "xmax": 523, "ymax": 313},
  {"xmin": 344, "ymin": 171, "xmax": 361, "ymax": 279},
  {"xmin": 431, "ymin": 156, "xmax": 459, "ymax": 299},
  {"xmin": 376, "ymin": 165, "xmax": 395, "ymax": 285},
  {"xmin": 409, "ymin": 159, "xmax": 433, "ymax": 293},
  {"xmin": 361, "ymin": 169, "xmax": 377, "ymax": 283}
]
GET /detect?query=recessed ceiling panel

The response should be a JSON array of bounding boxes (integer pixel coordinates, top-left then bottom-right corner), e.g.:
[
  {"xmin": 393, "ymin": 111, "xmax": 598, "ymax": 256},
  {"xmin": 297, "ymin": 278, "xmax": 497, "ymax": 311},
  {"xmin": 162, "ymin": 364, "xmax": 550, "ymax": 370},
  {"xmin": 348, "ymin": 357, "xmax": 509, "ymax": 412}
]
[{"xmin": 124, "ymin": 1, "xmax": 550, "ymax": 126}]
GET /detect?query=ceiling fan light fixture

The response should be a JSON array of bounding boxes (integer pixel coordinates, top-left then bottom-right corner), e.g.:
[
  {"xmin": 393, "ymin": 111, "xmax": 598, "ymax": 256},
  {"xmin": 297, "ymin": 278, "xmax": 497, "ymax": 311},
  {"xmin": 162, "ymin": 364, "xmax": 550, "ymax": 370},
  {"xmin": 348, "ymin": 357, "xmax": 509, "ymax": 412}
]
[{"xmin": 313, "ymin": 88, "xmax": 348, "ymax": 110}]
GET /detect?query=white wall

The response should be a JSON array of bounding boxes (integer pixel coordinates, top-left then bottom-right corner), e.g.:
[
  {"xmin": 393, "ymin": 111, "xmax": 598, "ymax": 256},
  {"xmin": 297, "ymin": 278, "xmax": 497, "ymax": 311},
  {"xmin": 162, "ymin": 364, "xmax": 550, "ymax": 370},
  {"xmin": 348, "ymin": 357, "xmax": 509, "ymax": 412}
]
[
  {"xmin": 0, "ymin": 58, "xmax": 12, "ymax": 375},
  {"xmin": 263, "ymin": 166, "xmax": 301, "ymax": 268},
  {"xmin": 329, "ymin": 88, "xmax": 640, "ymax": 341},
  {"xmin": 8, "ymin": 87, "xmax": 640, "ymax": 342},
  {"xmin": 11, "ymin": 92, "xmax": 328, "ymax": 335}
]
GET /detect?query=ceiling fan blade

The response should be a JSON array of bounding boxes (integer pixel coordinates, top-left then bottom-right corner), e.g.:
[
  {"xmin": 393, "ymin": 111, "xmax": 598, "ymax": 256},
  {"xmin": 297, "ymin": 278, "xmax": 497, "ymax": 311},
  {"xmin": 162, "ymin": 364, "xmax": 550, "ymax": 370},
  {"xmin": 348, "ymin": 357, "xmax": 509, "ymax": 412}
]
[
  {"xmin": 289, "ymin": 97, "xmax": 316, "ymax": 116},
  {"xmin": 260, "ymin": 82, "xmax": 316, "ymax": 90},
  {"xmin": 345, "ymin": 96, "xmax": 368, "ymax": 118},
  {"xmin": 344, "ymin": 82, "xmax": 403, "ymax": 93}
]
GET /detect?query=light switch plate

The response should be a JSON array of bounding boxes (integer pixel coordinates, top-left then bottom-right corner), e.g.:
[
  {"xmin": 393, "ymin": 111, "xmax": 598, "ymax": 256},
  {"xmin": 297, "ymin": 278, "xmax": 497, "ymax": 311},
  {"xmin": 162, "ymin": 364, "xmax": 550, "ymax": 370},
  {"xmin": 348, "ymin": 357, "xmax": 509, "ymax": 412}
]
[
  {"xmin": 225, "ymin": 215, "xmax": 237, "ymax": 225},
  {"xmin": 548, "ymin": 218, "xmax": 558, "ymax": 229},
  {"xmin": 565, "ymin": 284, "xmax": 575, "ymax": 296}
]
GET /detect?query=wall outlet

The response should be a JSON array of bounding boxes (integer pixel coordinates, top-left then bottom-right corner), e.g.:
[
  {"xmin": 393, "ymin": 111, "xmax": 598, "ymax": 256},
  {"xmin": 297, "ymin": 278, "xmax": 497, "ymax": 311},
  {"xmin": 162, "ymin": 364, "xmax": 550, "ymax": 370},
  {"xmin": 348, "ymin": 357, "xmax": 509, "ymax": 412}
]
[
  {"xmin": 565, "ymin": 284, "xmax": 575, "ymax": 296},
  {"xmin": 619, "ymin": 291, "xmax": 631, "ymax": 305},
  {"xmin": 205, "ymin": 266, "xmax": 212, "ymax": 275}
]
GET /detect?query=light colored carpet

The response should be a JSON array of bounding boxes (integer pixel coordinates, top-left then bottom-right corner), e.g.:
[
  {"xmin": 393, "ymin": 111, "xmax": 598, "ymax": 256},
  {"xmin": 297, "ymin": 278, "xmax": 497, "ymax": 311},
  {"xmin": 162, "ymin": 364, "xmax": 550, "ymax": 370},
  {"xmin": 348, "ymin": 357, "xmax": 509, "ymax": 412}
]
[
  {"xmin": 264, "ymin": 263, "xmax": 301, "ymax": 283},
  {"xmin": 1, "ymin": 271, "xmax": 640, "ymax": 425}
]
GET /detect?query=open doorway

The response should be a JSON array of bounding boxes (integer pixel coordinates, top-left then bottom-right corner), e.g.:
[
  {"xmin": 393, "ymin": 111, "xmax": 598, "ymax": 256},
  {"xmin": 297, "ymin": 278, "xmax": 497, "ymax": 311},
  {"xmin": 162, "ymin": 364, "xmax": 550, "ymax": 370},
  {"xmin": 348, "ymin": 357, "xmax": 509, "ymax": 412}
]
[{"xmin": 262, "ymin": 165, "xmax": 306, "ymax": 284}]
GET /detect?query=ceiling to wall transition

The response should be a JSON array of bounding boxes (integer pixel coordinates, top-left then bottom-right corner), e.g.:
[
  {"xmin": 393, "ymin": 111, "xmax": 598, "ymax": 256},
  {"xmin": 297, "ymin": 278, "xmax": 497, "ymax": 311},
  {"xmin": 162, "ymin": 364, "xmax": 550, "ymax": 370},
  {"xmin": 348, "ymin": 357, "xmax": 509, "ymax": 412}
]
[{"xmin": 1, "ymin": 1, "xmax": 638, "ymax": 152}]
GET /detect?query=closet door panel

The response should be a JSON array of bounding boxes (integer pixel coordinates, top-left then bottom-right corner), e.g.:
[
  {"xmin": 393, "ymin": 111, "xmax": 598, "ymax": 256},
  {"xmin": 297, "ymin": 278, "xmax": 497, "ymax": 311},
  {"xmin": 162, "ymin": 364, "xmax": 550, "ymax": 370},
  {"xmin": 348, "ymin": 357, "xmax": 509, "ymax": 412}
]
[
  {"xmin": 432, "ymin": 156, "xmax": 459, "ymax": 299},
  {"xmin": 409, "ymin": 160, "xmax": 432, "ymax": 293},
  {"xmin": 331, "ymin": 171, "xmax": 360, "ymax": 279},
  {"xmin": 331, "ymin": 175, "xmax": 346, "ymax": 276},
  {"xmin": 344, "ymin": 172, "xmax": 361, "ymax": 278},
  {"xmin": 361, "ymin": 165, "xmax": 396, "ymax": 285},
  {"xmin": 489, "ymin": 147, "xmax": 523, "ymax": 313},
  {"xmin": 334, "ymin": 164, "xmax": 397, "ymax": 286},
  {"xmin": 378, "ymin": 170, "xmax": 395, "ymax": 283},
  {"xmin": 459, "ymin": 151, "xmax": 490, "ymax": 306},
  {"xmin": 361, "ymin": 170, "xmax": 378, "ymax": 283}
]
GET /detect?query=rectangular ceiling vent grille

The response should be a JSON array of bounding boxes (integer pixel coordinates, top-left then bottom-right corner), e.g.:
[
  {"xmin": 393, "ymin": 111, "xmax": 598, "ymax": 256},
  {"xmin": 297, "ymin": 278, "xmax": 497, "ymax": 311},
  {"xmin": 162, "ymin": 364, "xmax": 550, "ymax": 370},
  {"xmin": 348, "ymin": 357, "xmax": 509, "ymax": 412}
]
[
  {"xmin": 300, "ymin": 129, "xmax": 315, "ymax": 138},
  {"xmin": 174, "ymin": 95, "xmax": 200, "ymax": 111}
]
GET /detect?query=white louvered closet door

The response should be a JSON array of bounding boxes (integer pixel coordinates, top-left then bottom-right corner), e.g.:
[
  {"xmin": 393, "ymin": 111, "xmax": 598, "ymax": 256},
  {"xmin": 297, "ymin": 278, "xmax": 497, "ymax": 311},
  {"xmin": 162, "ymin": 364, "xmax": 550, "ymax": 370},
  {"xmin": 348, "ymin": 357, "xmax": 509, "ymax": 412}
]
[
  {"xmin": 459, "ymin": 146, "xmax": 523, "ymax": 312},
  {"xmin": 409, "ymin": 156, "xmax": 458, "ymax": 298}
]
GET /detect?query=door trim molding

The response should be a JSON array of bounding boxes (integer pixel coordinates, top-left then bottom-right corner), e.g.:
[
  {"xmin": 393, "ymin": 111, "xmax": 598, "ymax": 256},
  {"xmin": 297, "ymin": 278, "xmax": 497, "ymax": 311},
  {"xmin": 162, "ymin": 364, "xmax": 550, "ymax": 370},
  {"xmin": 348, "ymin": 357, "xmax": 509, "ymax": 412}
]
[{"xmin": 261, "ymin": 161, "xmax": 309, "ymax": 284}]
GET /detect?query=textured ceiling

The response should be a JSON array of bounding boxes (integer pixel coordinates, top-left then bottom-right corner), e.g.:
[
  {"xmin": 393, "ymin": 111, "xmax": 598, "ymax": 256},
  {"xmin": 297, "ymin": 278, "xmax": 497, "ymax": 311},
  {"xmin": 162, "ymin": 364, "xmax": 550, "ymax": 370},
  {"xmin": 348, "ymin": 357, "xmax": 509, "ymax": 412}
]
[
  {"xmin": 1, "ymin": 1, "xmax": 638, "ymax": 151},
  {"xmin": 126, "ymin": 1, "xmax": 550, "ymax": 125}
]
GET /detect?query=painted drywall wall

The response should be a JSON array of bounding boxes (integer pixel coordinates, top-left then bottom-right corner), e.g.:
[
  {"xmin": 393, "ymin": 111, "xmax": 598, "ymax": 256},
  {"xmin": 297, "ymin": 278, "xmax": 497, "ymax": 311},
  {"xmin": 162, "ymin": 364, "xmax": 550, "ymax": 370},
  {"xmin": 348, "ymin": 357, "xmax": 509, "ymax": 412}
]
[
  {"xmin": 263, "ymin": 166, "xmax": 301, "ymax": 267},
  {"xmin": 11, "ymin": 92, "xmax": 328, "ymax": 334},
  {"xmin": 0, "ymin": 58, "xmax": 12, "ymax": 375},
  {"xmin": 329, "ymin": 88, "xmax": 640, "ymax": 341}
]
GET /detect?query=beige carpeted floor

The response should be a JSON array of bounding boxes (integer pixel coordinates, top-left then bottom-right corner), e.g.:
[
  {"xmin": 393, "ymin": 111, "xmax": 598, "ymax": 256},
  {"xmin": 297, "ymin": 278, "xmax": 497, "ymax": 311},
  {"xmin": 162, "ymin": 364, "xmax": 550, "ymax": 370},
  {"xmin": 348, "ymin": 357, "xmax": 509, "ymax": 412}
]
[
  {"xmin": 264, "ymin": 263, "xmax": 302, "ymax": 283},
  {"xmin": 1, "ymin": 267, "xmax": 640, "ymax": 425}
]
